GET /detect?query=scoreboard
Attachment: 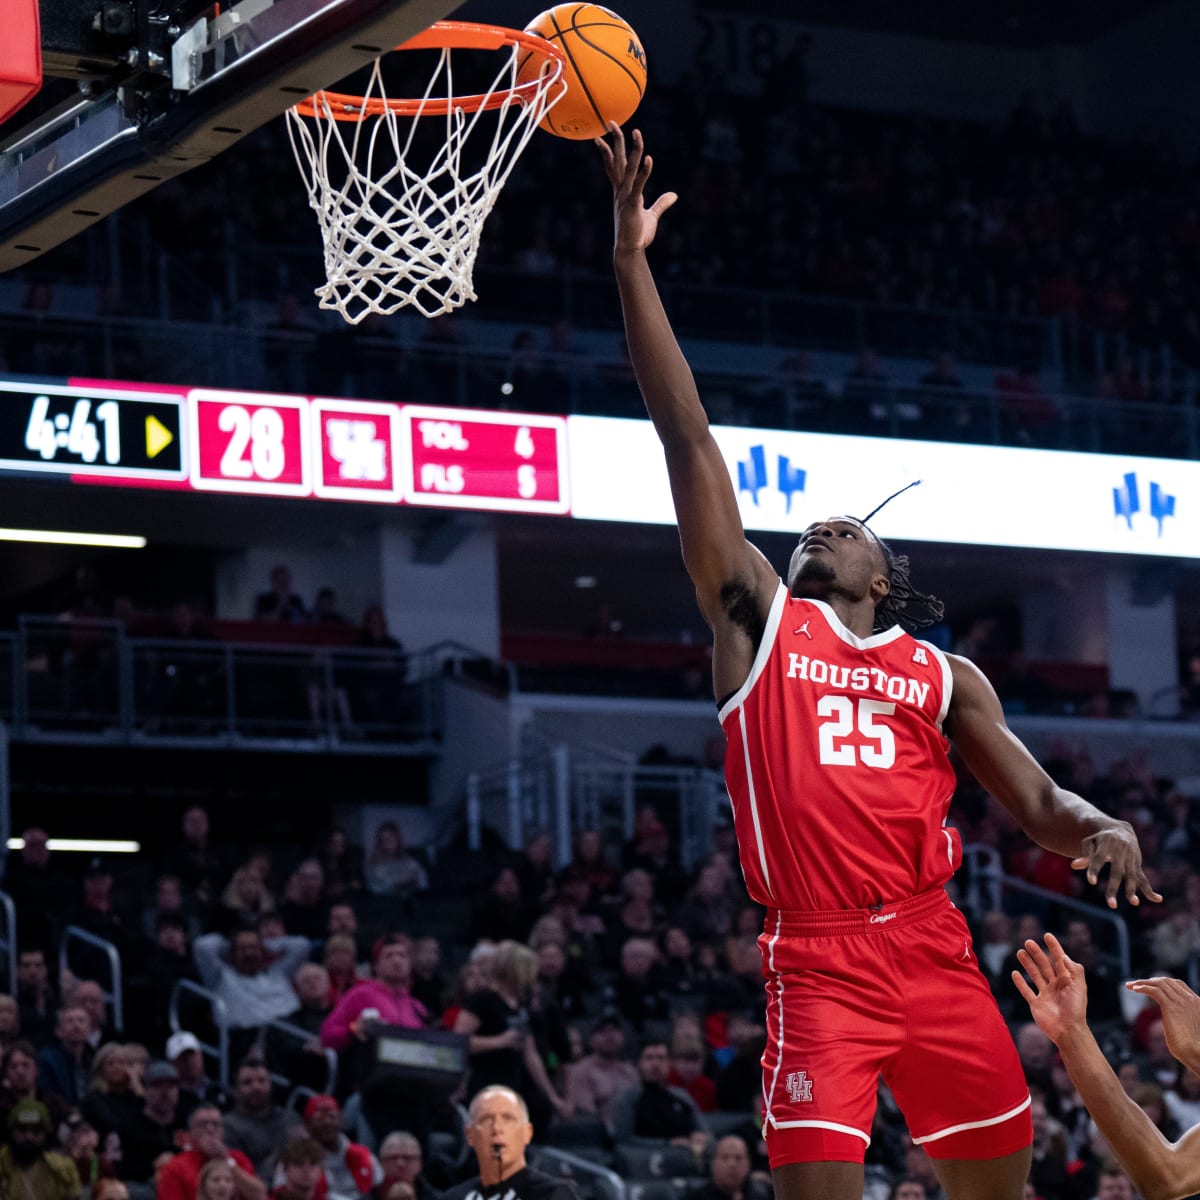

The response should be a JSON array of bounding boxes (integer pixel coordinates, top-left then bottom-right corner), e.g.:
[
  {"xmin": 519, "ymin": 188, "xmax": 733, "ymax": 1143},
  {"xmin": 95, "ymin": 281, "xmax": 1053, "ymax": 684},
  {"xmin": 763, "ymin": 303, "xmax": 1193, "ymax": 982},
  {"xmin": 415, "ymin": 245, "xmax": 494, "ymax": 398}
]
[
  {"xmin": 0, "ymin": 380, "xmax": 570, "ymax": 516},
  {"xmin": 402, "ymin": 407, "xmax": 566, "ymax": 514},
  {"xmin": 0, "ymin": 382, "xmax": 185, "ymax": 480},
  {"xmin": 5, "ymin": 375, "xmax": 1191, "ymax": 558}
]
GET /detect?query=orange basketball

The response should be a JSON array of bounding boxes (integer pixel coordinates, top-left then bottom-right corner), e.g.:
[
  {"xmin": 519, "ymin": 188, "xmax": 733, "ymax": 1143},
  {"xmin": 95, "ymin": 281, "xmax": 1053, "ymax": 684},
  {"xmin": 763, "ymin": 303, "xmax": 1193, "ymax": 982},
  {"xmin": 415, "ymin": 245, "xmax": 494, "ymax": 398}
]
[{"xmin": 517, "ymin": 4, "xmax": 647, "ymax": 141}]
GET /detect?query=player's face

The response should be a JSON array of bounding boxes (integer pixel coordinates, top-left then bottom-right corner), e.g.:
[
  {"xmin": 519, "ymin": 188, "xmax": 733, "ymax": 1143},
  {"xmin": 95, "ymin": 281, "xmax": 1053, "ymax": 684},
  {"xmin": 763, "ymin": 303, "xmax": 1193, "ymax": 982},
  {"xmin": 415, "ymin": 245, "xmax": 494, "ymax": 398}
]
[{"xmin": 787, "ymin": 517, "xmax": 889, "ymax": 602}]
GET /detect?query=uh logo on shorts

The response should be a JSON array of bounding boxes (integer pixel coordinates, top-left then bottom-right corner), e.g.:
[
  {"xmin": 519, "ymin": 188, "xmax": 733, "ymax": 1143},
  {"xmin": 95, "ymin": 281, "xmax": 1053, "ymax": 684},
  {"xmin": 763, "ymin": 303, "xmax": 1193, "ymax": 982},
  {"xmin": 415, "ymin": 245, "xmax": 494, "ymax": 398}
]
[{"xmin": 785, "ymin": 1070, "xmax": 814, "ymax": 1103}]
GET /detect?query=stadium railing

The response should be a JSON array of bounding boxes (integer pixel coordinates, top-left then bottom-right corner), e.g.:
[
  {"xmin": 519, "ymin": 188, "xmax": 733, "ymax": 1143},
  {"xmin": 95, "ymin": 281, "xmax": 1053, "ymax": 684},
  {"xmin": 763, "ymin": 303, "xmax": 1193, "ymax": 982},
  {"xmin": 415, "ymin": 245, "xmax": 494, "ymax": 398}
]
[
  {"xmin": 962, "ymin": 843, "xmax": 1131, "ymax": 980},
  {"xmin": 0, "ymin": 889, "xmax": 16, "ymax": 995},
  {"xmin": 532, "ymin": 1146, "xmax": 628, "ymax": 1200},
  {"xmin": 0, "ymin": 304, "xmax": 1193, "ymax": 458},
  {"xmin": 60, "ymin": 924, "xmax": 124, "ymax": 1032},
  {"xmin": 169, "ymin": 978, "xmax": 230, "ymax": 1086},
  {"xmin": 462, "ymin": 737, "xmax": 726, "ymax": 871},
  {"xmin": 3, "ymin": 616, "xmax": 460, "ymax": 750},
  {"xmin": 262, "ymin": 1016, "xmax": 337, "ymax": 1096}
]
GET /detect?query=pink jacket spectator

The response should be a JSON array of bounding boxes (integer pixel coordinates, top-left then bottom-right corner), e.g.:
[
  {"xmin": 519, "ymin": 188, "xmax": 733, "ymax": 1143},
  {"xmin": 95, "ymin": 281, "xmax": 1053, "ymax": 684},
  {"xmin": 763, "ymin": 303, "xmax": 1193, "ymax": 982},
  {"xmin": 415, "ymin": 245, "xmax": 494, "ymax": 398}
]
[{"xmin": 319, "ymin": 979, "xmax": 427, "ymax": 1050}]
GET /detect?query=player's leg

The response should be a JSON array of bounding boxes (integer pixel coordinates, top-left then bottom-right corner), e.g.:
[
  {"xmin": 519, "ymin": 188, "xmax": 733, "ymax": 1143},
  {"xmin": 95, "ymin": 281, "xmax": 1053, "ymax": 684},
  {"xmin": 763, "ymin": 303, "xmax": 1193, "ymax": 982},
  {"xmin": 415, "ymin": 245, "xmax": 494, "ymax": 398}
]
[
  {"xmin": 884, "ymin": 903, "xmax": 1033, "ymax": 1200},
  {"xmin": 772, "ymin": 1161, "xmax": 864, "ymax": 1200},
  {"xmin": 759, "ymin": 924, "xmax": 900, "ymax": 1200},
  {"xmin": 931, "ymin": 1147, "xmax": 1032, "ymax": 1200}
]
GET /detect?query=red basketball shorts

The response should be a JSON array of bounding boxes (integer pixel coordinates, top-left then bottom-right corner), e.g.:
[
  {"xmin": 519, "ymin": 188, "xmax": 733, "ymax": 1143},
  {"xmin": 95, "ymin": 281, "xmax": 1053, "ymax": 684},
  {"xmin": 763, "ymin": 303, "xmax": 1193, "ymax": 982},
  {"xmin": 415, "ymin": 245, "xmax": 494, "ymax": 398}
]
[{"xmin": 758, "ymin": 888, "xmax": 1032, "ymax": 1168}]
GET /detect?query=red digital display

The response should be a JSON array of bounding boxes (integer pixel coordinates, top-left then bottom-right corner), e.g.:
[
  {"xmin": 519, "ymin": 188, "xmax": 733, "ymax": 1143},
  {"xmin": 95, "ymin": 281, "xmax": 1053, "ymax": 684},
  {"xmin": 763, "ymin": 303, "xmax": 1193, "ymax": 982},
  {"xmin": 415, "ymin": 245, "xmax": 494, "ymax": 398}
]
[
  {"xmin": 402, "ymin": 407, "xmax": 569, "ymax": 514},
  {"xmin": 312, "ymin": 399, "xmax": 401, "ymax": 502},
  {"xmin": 190, "ymin": 391, "xmax": 310, "ymax": 495},
  {"xmin": 55, "ymin": 382, "xmax": 573, "ymax": 515}
]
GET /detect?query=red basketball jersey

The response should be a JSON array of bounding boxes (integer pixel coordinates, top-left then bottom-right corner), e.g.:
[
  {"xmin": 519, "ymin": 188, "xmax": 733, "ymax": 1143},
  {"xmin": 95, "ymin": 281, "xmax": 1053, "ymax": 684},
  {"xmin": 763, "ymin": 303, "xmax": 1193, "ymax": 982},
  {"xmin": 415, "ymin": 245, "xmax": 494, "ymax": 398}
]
[{"xmin": 719, "ymin": 582, "xmax": 959, "ymax": 910}]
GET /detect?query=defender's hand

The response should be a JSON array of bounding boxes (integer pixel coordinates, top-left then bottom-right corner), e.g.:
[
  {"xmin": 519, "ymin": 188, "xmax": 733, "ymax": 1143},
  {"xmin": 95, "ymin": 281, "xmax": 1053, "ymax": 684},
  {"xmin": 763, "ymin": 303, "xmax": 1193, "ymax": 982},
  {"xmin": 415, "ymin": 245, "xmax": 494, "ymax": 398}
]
[
  {"xmin": 1126, "ymin": 976, "xmax": 1200, "ymax": 1071},
  {"xmin": 1071, "ymin": 822, "xmax": 1163, "ymax": 908},
  {"xmin": 1012, "ymin": 932, "xmax": 1089, "ymax": 1044},
  {"xmin": 594, "ymin": 122, "xmax": 677, "ymax": 253}
]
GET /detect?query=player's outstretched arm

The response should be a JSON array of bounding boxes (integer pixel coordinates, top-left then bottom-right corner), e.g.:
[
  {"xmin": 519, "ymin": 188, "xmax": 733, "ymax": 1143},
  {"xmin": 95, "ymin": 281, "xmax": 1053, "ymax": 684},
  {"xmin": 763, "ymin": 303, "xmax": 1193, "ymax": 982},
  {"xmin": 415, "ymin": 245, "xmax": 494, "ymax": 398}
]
[
  {"xmin": 595, "ymin": 124, "xmax": 773, "ymax": 652},
  {"xmin": 1014, "ymin": 935, "xmax": 1200, "ymax": 1200},
  {"xmin": 946, "ymin": 655, "xmax": 1161, "ymax": 909}
]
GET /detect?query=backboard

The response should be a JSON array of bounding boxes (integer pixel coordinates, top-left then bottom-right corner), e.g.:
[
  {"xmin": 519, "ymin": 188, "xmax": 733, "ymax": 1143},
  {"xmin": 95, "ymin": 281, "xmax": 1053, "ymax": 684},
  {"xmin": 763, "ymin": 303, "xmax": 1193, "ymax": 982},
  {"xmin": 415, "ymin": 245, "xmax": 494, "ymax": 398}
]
[{"xmin": 0, "ymin": 0, "xmax": 464, "ymax": 271}]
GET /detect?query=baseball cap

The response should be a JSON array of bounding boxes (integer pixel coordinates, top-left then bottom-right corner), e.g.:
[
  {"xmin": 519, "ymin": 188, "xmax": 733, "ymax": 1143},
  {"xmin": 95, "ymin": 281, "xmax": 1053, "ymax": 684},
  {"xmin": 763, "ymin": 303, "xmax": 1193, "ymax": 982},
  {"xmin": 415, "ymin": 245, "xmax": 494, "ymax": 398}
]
[
  {"xmin": 145, "ymin": 1061, "xmax": 180, "ymax": 1085},
  {"xmin": 166, "ymin": 1031, "xmax": 201, "ymax": 1059},
  {"xmin": 303, "ymin": 1095, "xmax": 340, "ymax": 1121},
  {"xmin": 9, "ymin": 1099, "xmax": 50, "ymax": 1131}
]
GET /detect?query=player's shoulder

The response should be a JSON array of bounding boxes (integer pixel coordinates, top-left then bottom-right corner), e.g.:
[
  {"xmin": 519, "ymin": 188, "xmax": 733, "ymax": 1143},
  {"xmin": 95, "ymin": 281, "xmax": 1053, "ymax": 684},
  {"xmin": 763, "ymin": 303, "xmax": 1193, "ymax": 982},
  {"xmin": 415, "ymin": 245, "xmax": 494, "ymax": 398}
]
[{"xmin": 942, "ymin": 651, "xmax": 1000, "ymax": 709}]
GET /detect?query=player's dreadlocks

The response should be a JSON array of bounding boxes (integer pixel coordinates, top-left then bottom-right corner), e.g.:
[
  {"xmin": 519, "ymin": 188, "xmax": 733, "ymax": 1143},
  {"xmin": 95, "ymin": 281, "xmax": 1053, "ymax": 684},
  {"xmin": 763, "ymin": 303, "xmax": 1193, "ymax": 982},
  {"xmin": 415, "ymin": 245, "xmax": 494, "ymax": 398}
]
[
  {"xmin": 859, "ymin": 480, "xmax": 944, "ymax": 634},
  {"xmin": 873, "ymin": 538, "xmax": 945, "ymax": 634}
]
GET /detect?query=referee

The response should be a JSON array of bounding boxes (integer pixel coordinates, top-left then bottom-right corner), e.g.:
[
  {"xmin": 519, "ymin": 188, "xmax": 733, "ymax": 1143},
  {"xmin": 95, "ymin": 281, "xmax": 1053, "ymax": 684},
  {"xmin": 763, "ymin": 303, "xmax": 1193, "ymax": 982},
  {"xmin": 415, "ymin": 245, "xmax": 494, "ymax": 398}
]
[{"xmin": 442, "ymin": 1088, "xmax": 579, "ymax": 1200}]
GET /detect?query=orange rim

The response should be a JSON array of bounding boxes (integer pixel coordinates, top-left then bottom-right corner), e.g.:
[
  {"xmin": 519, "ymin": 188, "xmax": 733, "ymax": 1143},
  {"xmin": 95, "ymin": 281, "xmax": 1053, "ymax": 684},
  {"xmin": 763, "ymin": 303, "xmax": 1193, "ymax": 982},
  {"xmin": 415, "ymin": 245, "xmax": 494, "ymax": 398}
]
[{"xmin": 292, "ymin": 20, "xmax": 566, "ymax": 120}]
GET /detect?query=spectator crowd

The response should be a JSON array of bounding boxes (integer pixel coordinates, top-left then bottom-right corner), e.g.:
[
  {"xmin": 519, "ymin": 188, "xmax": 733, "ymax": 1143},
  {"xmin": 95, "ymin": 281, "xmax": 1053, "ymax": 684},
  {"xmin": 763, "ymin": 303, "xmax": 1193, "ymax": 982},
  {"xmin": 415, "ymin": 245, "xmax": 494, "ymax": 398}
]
[
  {"xmin": 0, "ymin": 726, "xmax": 1198, "ymax": 1200},
  {"xmin": 5, "ymin": 45, "xmax": 1200, "ymax": 465}
]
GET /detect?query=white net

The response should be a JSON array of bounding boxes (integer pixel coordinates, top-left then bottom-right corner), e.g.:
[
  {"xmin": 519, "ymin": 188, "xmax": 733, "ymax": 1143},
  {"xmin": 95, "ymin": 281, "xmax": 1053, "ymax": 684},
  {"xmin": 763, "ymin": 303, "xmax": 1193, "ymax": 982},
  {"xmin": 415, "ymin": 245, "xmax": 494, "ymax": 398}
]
[{"xmin": 286, "ymin": 29, "xmax": 564, "ymax": 324}]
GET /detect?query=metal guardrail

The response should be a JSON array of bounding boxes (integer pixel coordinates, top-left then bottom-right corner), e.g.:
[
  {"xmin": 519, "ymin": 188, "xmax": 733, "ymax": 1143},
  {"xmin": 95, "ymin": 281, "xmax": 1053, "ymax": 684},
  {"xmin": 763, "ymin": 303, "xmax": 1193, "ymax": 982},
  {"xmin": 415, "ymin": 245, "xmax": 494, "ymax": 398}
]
[
  {"xmin": 262, "ymin": 1017, "xmax": 337, "ymax": 1096},
  {"xmin": 60, "ymin": 924, "xmax": 124, "ymax": 1032},
  {"xmin": 464, "ymin": 740, "xmax": 724, "ymax": 871},
  {"xmin": 170, "ymin": 978, "xmax": 230, "ymax": 1088},
  {"xmin": 0, "ymin": 617, "xmax": 462, "ymax": 749},
  {"xmin": 0, "ymin": 889, "xmax": 16, "ymax": 996},
  {"xmin": 533, "ymin": 1146, "xmax": 627, "ymax": 1200},
  {"xmin": 0, "ymin": 302, "xmax": 1195, "ymax": 460},
  {"xmin": 962, "ymin": 843, "xmax": 1131, "ymax": 980},
  {"xmin": 5, "ymin": 238, "xmax": 1059, "ymax": 368}
]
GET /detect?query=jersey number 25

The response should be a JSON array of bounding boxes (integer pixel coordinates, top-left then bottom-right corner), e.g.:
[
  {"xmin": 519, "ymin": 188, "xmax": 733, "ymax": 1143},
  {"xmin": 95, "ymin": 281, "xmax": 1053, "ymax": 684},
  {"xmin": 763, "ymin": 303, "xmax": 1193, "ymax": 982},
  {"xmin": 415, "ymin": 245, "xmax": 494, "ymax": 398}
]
[{"xmin": 816, "ymin": 696, "xmax": 896, "ymax": 768}]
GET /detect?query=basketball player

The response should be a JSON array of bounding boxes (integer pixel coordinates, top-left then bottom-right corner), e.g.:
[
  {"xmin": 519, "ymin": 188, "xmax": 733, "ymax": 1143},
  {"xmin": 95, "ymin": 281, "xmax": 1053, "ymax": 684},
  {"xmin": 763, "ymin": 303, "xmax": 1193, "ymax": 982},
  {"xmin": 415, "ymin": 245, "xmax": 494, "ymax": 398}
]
[
  {"xmin": 1015, "ymin": 933, "xmax": 1200, "ymax": 1200},
  {"xmin": 594, "ymin": 123, "xmax": 1161, "ymax": 1200}
]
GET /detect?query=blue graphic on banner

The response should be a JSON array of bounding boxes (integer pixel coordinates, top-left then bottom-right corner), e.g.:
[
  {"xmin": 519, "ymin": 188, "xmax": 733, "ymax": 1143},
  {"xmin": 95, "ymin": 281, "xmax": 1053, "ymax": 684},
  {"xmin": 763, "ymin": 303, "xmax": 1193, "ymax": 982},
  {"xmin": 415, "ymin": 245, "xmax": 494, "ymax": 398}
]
[
  {"xmin": 737, "ymin": 445, "xmax": 768, "ymax": 504},
  {"xmin": 1150, "ymin": 481, "xmax": 1176, "ymax": 536},
  {"xmin": 777, "ymin": 455, "xmax": 807, "ymax": 513},
  {"xmin": 737, "ymin": 444, "xmax": 807, "ymax": 510},
  {"xmin": 1113, "ymin": 471, "xmax": 1176, "ymax": 537},
  {"xmin": 1113, "ymin": 472, "xmax": 1139, "ymax": 529}
]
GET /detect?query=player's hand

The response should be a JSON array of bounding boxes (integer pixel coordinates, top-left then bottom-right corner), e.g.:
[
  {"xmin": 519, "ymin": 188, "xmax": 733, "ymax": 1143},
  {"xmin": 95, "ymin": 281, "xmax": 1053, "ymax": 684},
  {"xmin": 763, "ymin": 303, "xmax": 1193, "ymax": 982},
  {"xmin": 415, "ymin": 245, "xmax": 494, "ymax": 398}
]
[
  {"xmin": 1126, "ymin": 976, "xmax": 1200, "ymax": 1072},
  {"xmin": 1071, "ymin": 822, "xmax": 1163, "ymax": 909},
  {"xmin": 594, "ymin": 122, "xmax": 677, "ymax": 253},
  {"xmin": 1012, "ymin": 932, "xmax": 1088, "ymax": 1044}
]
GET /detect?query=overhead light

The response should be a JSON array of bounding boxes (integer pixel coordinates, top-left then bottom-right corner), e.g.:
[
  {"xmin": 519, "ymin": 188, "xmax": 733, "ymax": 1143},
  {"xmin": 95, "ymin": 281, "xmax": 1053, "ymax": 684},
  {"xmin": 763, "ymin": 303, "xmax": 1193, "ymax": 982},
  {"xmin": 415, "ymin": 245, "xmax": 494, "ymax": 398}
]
[
  {"xmin": 0, "ymin": 528, "xmax": 146, "ymax": 548},
  {"xmin": 8, "ymin": 838, "xmax": 141, "ymax": 853},
  {"xmin": 574, "ymin": 575, "xmax": 598, "ymax": 589}
]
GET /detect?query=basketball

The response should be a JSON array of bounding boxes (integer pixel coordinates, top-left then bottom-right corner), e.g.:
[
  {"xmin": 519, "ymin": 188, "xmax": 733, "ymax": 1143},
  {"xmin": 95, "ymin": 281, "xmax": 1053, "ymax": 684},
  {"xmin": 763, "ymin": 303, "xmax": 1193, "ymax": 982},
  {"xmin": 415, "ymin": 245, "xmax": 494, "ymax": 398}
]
[{"xmin": 517, "ymin": 4, "xmax": 647, "ymax": 141}]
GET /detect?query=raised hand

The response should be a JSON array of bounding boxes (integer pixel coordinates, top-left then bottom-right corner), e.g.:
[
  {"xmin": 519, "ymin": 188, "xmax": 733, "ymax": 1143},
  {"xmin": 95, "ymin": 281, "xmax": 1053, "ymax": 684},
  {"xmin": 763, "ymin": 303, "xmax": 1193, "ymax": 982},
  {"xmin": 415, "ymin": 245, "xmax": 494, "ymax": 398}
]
[
  {"xmin": 594, "ymin": 122, "xmax": 678, "ymax": 254},
  {"xmin": 1071, "ymin": 823, "xmax": 1163, "ymax": 909},
  {"xmin": 1012, "ymin": 932, "xmax": 1089, "ymax": 1044},
  {"xmin": 1126, "ymin": 976, "xmax": 1200, "ymax": 1072}
]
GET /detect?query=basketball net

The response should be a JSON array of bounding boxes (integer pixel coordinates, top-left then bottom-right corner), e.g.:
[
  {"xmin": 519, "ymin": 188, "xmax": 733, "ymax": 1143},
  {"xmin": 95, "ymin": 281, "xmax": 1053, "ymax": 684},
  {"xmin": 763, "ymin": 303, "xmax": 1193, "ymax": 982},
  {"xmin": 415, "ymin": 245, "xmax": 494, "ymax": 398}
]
[{"xmin": 286, "ymin": 23, "xmax": 566, "ymax": 324}]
